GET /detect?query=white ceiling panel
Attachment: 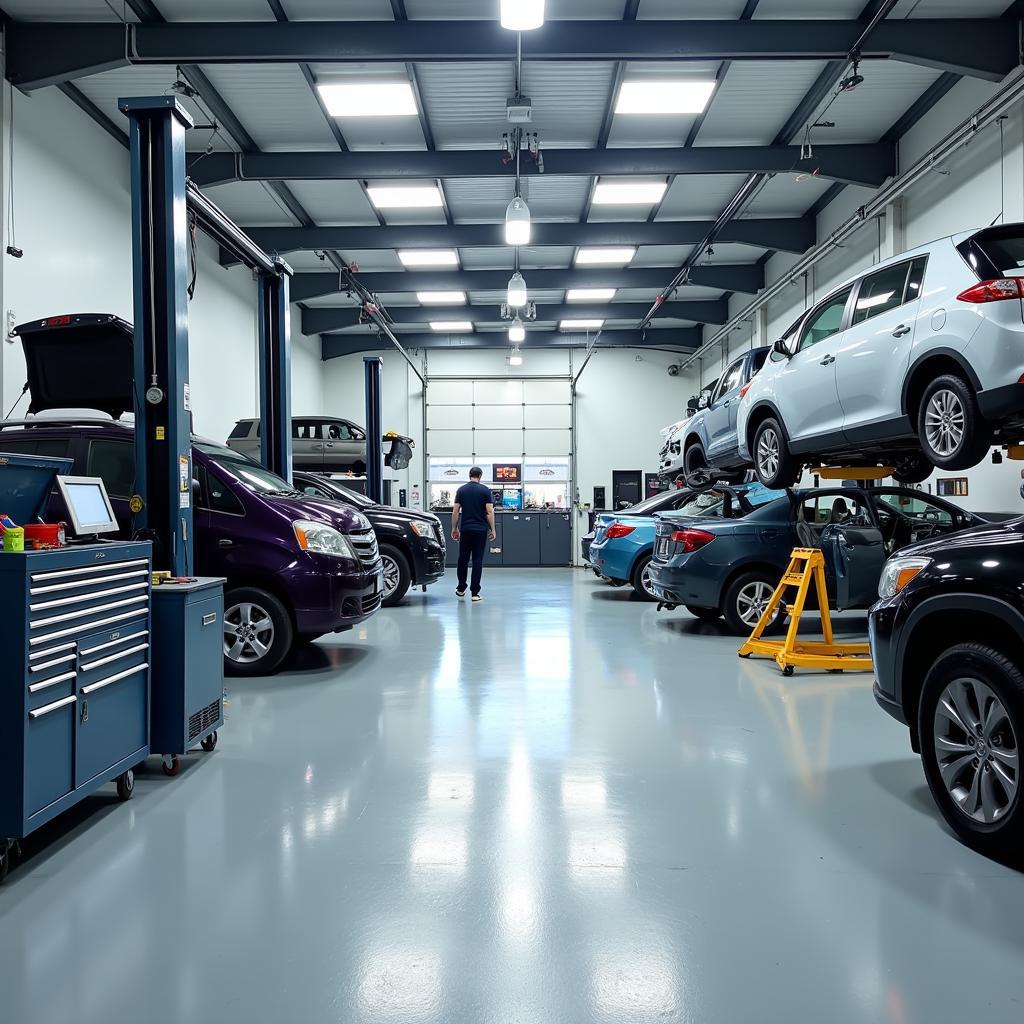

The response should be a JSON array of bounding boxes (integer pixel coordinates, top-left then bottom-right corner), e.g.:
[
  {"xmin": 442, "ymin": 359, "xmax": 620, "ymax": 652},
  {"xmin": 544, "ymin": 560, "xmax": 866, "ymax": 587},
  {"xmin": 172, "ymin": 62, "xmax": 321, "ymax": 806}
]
[
  {"xmin": 303, "ymin": 293, "xmax": 365, "ymax": 308},
  {"xmin": 198, "ymin": 64, "xmax": 338, "ymax": 150},
  {"xmin": 158, "ymin": 0, "xmax": 274, "ymax": 19},
  {"xmin": 1, "ymin": 0, "xmax": 135, "ymax": 18},
  {"xmin": 201, "ymin": 181, "xmax": 298, "ymax": 226},
  {"xmin": 520, "ymin": 246, "xmax": 577, "ymax": 269},
  {"xmin": 415, "ymin": 62, "xmax": 516, "ymax": 150},
  {"xmin": 696, "ymin": 60, "xmax": 831, "ymax": 145},
  {"xmin": 521, "ymin": 62, "xmax": 616, "ymax": 149},
  {"xmin": 458, "ymin": 247, "xmax": 516, "ymax": 270},
  {"xmin": 697, "ymin": 241, "xmax": 767, "ymax": 263},
  {"xmin": 283, "ymin": 180, "xmax": 379, "ymax": 226},
  {"xmin": 285, "ymin": 251, "xmax": 339, "ymax": 271},
  {"xmin": 742, "ymin": 173, "xmax": 833, "ymax": 217},
  {"xmin": 896, "ymin": 0, "xmax": 1008, "ymax": 14},
  {"xmin": 639, "ymin": 1, "xmax": 750, "ymax": 15},
  {"xmin": 523, "ymin": 176, "xmax": 592, "ymax": 220},
  {"xmin": 469, "ymin": 289, "xmax": 566, "ymax": 305},
  {"xmin": 633, "ymin": 245, "xmax": 693, "ymax": 267},
  {"xmin": 656, "ymin": 174, "xmax": 750, "ymax": 220},
  {"xmin": 444, "ymin": 179, "xmax": 515, "ymax": 223},
  {"xmin": 281, "ymin": 0, "xmax": 395, "ymax": 17},
  {"xmin": 336, "ymin": 250, "xmax": 405, "ymax": 272}
]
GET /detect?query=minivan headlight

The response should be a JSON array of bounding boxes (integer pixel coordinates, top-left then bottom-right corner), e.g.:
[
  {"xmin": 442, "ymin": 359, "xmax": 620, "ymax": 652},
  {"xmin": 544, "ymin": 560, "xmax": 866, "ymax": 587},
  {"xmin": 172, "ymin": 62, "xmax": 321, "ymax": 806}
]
[
  {"xmin": 878, "ymin": 556, "xmax": 931, "ymax": 599},
  {"xmin": 293, "ymin": 520, "xmax": 356, "ymax": 559}
]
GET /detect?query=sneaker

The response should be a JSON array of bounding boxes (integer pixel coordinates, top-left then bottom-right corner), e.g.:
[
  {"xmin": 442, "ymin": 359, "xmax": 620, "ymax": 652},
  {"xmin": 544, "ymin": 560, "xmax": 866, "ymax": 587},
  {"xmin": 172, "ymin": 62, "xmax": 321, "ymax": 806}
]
[
  {"xmin": 456, "ymin": 588, "xmax": 467, "ymax": 599},
  {"xmin": 472, "ymin": 594, "xmax": 483, "ymax": 603}
]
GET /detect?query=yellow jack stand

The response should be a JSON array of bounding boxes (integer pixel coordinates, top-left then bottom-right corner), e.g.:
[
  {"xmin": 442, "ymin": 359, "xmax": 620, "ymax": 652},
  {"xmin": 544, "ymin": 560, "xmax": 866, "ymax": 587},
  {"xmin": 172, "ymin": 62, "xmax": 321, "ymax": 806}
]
[{"xmin": 737, "ymin": 548, "xmax": 873, "ymax": 676}]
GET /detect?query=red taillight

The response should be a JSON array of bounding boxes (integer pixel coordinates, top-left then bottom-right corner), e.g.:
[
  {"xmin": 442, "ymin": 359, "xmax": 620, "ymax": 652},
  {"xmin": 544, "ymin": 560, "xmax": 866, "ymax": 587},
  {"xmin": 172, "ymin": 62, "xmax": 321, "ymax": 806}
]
[
  {"xmin": 738, "ymin": 383, "xmax": 751, "ymax": 400},
  {"xmin": 956, "ymin": 278, "xmax": 1024, "ymax": 303},
  {"xmin": 605, "ymin": 523, "xmax": 636, "ymax": 539},
  {"xmin": 43, "ymin": 315, "xmax": 73, "ymax": 327},
  {"xmin": 670, "ymin": 528, "xmax": 715, "ymax": 552}
]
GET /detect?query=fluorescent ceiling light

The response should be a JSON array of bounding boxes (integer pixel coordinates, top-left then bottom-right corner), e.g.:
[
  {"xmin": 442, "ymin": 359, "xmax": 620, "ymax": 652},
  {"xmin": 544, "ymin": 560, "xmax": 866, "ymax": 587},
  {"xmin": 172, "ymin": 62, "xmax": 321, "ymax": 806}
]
[
  {"xmin": 399, "ymin": 250, "xmax": 459, "ymax": 267},
  {"xmin": 567, "ymin": 288, "xmax": 616, "ymax": 302},
  {"xmin": 501, "ymin": 0, "xmax": 545, "ymax": 31},
  {"xmin": 417, "ymin": 291, "xmax": 466, "ymax": 304},
  {"xmin": 505, "ymin": 196, "xmax": 532, "ymax": 246},
  {"xmin": 367, "ymin": 185, "xmax": 443, "ymax": 209},
  {"xmin": 592, "ymin": 180, "xmax": 667, "ymax": 205},
  {"xmin": 615, "ymin": 80, "xmax": 716, "ymax": 115},
  {"xmin": 509, "ymin": 318, "xmax": 526, "ymax": 343},
  {"xmin": 560, "ymin": 319, "xmax": 604, "ymax": 330},
  {"xmin": 317, "ymin": 81, "xmax": 418, "ymax": 118},
  {"xmin": 430, "ymin": 321, "xmax": 473, "ymax": 332},
  {"xmin": 575, "ymin": 247, "xmax": 636, "ymax": 266}
]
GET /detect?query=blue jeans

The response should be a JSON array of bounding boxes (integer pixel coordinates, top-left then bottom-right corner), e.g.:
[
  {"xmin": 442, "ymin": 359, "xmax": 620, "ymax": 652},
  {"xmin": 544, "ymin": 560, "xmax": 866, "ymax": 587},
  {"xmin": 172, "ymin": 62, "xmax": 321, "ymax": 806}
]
[{"xmin": 457, "ymin": 529, "xmax": 487, "ymax": 595}]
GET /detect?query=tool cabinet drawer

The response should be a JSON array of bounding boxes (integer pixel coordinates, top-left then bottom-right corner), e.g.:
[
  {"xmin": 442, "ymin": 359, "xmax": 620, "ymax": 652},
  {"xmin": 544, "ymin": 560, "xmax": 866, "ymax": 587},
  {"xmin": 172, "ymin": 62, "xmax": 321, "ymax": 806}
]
[
  {"xmin": 76, "ymin": 663, "xmax": 148, "ymax": 785},
  {"xmin": 78, "ymin": 629, "xmax": 150, "ymax": 688},
  {"xmin": 26, "ymin": 668, "xmax": 77, "ymax": 711},
  {"xmin": 25, "ymin": 695, "xmax": 77, "ymax": 817}
]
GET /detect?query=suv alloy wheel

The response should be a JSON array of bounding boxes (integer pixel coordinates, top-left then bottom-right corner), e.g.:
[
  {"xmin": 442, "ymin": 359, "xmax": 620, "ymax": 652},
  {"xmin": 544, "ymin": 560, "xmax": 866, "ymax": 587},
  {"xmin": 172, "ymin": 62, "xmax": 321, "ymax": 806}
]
[
  {"xmin": 918, "ymin": 374, "xmax": 991, "ymax": 471},
  {"xmin": 752, "ymin": 417, "xmax": 800, "ymax": 489}
]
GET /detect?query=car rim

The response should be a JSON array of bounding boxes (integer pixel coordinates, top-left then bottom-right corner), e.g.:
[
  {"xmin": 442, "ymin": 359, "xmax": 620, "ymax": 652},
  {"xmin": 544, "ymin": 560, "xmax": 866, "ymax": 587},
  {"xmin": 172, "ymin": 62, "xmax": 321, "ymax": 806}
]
[
  {"xmin": 641, "ymin": 564, "xmax": 657, "ymax": 597},
  {"xmin": 933, "ymin": 676, "xmax": 1018, "ymax": 825},
  {"xmin": 924, "ymin": 389, "xmax": 965, "ymax": 457},
  {"xmin": 736, "ymin": 581, "xmax": 774, "ymax": 626},
  {"xmin": 757, "ymin": 428, "xmax": 780, "ymax": 480},
  {"xmin": 381, "ymin": 555, "xmax": 401, "ymax": 598},
  {"xmin": 224, "ymin": 601, "xmax": 275, "ymax": 665}
]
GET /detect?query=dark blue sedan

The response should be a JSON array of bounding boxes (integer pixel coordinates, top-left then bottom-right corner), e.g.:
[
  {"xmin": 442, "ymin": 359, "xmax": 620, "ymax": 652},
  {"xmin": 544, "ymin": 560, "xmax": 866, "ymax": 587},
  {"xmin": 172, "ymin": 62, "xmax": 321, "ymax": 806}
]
[{"xmin": 648, "ymin": 486, "xmax": 986, "ymax": 635}]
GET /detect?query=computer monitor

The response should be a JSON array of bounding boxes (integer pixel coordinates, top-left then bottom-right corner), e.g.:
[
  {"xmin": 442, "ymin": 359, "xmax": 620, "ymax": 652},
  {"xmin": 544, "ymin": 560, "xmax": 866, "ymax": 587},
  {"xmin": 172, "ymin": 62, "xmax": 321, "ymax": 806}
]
[{"xmin": 55, "ymin": 475, "xmax": 120, "ymax": 536}]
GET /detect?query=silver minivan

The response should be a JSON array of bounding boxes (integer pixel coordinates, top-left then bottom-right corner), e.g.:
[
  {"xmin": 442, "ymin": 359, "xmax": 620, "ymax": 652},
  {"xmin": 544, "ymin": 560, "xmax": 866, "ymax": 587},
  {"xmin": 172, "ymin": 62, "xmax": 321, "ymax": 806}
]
[
  {"xmin": 737, "ymin": 223, "xmax": 1024, "ymax": 487},
  {"xmin": 228, "ymin": 416, "xmax": 368, "ymax": 472}
]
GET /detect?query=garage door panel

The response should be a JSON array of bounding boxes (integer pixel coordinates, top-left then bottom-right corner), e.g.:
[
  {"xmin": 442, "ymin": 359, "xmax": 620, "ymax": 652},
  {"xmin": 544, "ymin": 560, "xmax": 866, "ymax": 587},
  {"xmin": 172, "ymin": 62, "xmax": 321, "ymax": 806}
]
[
  {"xmin": 429, "ymin": 380, "xmax": 474, "ymax": 404},
  {"xmin": 474, "ymin": 404, "xmax": 524, "ymax": 430},
  {"xmin": 427, "ymin": 405, "xmax": 473, "ymax": 429},
  {"xmin": 474, "ymin": 380, "xmax": 524, "ymax": 405},
  {"xmin": 474, "ymin": 429, "xmax": 524, "ymax": 454},
  {"xmin": 428, "ymin": 429, "xmax": 474, "ymax": 456},
  {"xmin": 523, "ymin": 380, "xmax": 571, "ymax": 404},
  {"xmin": 524, "ymin": 405, "xmax": 571, "ymax": 429},
  {"xmin": 524, "ymin": 429, "xmax": 572, "ymax": 455}
]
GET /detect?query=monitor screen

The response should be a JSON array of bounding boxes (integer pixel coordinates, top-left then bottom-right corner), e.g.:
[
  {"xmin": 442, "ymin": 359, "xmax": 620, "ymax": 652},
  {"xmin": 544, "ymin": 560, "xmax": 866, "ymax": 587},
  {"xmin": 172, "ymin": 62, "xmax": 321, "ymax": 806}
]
[
  {"xmin": 493, "ymin": 463, "xmax": 521, "ymax": 483},
  {"xmin": 501, "ymin": 490, "xmax": 522, "ymax": 510},
  {"xmin": 56, "ymin": 476, "xmax": 120, "ymax": 536}
]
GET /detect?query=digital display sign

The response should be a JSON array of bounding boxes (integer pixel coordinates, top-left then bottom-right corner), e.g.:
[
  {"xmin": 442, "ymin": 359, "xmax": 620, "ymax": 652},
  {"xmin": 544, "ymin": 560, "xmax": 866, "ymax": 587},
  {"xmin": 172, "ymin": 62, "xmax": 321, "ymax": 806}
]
[{"xmin": 492, "ymin": 463, "xmax": 522, "ymax": 483}]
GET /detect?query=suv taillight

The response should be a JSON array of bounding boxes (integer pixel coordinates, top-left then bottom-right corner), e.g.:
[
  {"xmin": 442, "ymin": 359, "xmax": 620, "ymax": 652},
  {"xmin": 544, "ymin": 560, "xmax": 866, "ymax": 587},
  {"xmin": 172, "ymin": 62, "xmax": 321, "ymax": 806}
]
[
  {"xmin": 670, "ymin": 528, "xmax": 715, "ymax": 552},
  {"xmin": 605, "ymin": 523, "xmax": 635, "ymax": 539},
  {"xmin": 956, "ymin": 278, "xmax": 1024, "ymax": 303},
  {"xmin": 738, "ymin": 383, "xmax": 751, "ymax": 400}
]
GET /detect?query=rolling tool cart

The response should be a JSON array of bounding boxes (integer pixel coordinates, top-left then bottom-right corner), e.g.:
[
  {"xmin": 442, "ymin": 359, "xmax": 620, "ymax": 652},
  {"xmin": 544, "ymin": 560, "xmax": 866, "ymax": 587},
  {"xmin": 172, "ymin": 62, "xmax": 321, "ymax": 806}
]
[
  {"xmin": 149, "ymin": 577, "xmax": 226, "ymax": 776},
  {"xmin": 0, "ymin": 454, "xmax": 151, "ymax": 883}
]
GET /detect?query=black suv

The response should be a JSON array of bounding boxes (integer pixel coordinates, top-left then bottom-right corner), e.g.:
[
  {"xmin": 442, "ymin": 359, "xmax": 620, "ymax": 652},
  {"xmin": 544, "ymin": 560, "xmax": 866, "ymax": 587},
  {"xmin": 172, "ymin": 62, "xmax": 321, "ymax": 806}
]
[
  {"xmin": 293, "ymin": 472, "xmax": 445, "ymax": 606},
  {"xmin": 870, "ymin": 518, "xmax": 1024, "ymax": 859}
]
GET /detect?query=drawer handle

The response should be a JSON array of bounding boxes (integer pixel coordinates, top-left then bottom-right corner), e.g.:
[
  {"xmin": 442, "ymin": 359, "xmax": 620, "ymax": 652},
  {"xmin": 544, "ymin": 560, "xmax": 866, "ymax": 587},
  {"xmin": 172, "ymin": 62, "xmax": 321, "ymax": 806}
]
[
  {"xmin": 79, "ymin": 629, "xmax": 150, "ymax": 658},
  {"xmin": 30, "ymin": 581, "xmax": 149, "ymax": 612},
  {"xmin": 29, "ymin": 640, "xmax": 77, "ymax": 661},
  {"xmin": 30, "ymin": 653, "xmax": 77, "ymax": 673},
  {"xmin": 203, "ymin": 612, "xmax": 218, "ymax": 626},
  {"xmin": 31, "ymin": 595, "xmax": 148, "ymax": 629},
  {"xmin": 80, "ymin": 643, "xmax": 150, "ymax": 673},
  {"xmin": 30, "ymin": 558, "xmax": 148, "ymax": 582},
  {"xmin": 30, "ymin": 569, "xmax": 149, "ymax": 596},
  {"xmin": 31, "ymin": 609, "xmax": 148, "ymax": 647},
  {"xmin": 30, "ymin": 694, "xmax": 77, "ymax": 718},
  {"xmin": 28, "ymin": 670, "xmax": 77, "ymax": 694},
  {"xmin": 81, "ymin": 663, "xmax": 149, "ymax": 695}
]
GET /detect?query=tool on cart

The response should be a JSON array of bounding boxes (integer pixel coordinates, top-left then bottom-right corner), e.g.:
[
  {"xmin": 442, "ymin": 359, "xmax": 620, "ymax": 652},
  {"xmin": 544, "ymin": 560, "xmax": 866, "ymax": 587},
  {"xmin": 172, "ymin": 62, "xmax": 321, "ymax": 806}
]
[
  {"xmin": 0, "ymin": 511, "xmax": 66, "ymax": 550},
  {"xmin": 738, "ymin": 547, "xmax": 873, "ymax": 676}
]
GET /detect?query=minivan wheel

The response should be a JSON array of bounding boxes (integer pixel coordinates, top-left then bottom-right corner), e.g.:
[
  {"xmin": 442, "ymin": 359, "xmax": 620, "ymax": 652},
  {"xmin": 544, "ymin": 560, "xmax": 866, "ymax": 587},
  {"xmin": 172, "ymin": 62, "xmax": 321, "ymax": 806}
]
[
  {"xmin": 223, "ymin": 587, "xmax": 293, "ymax": 676},
  {"xmin": 723, "ymin": 570, "xmax": 783, "ymax": 636},
  {"xmin": 683, "ymin": 442, "xmax": 715, "ymax": 491},
  {"xmin": 631, "ymin": 555, "xmax": 659, "ymax": 602},
  {"xmin": 918, "ymin": 374, "xmax": 991, "ymax": 471},
  {"xmin": 379, "ymin": 544, "xmax": 411, "ymax": 607},
  {"xmin": 919, "ymin": 643, "xmax": 1023, "ymax": 861},
  {"xmin": 891, "ymin": 454, "xmax": 933, "ymax": 485},
  {"xmin": 752, "ymin": 417, "xmax": 800, "ymax": 488}
]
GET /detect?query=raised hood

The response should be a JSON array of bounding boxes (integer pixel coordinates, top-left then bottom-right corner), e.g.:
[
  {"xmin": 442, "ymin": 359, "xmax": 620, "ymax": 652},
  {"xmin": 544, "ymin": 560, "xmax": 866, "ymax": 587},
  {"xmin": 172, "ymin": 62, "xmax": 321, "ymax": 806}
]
[{"xmin": 15, "ymin": 314, "xmax": 133, "ymax": 419}]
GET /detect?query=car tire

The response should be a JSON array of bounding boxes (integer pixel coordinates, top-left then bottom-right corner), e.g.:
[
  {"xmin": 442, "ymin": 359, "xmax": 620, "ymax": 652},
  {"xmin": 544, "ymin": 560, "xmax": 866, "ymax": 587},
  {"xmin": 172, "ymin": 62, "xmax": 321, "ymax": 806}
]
[
  {"xmin": 223, "ymin": 587, "xmax": 293, "ymax": 677},
  {"xmin": 683, "ymin": 441, "xmax": 715, "ymax": 491},
  {"xmin": 891, "ymin": 454, "xmax": 933, "ymax": 485},
  {"xmin": 380, "ymin": 544, "xmax": 412, "ymax": 607},
  {"xmin": 917, "ymin": 374, "xmax": 992, "ymax": 471},
  {"xmin": 686, "ymin": 605, "xmax": 722, "ymax": 621},
  {"xmin": 722, "ymin": 570, "xmax": 784, "ymax": 636},
  {"xmin": 631, "ymin": 555, "xmax": 659, "ymax": 602},
  {"xmin": 352, "ymin": 459, "xmax": 367, "ymax": 476},
  {"xmin": 918, "ymin": 643, "xmax": 1023, "ymax": 862},
  {"xmin": 752, "ymin": 417, "xmax": 801, "ymax": 488}
]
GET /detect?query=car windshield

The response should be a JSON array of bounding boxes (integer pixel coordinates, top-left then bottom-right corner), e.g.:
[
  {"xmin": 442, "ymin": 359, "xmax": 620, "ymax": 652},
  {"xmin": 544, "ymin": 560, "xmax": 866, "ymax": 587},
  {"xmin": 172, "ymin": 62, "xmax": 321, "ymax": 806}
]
[
  {"xmin": 693, "ymin": 485, "xmax": 782, "ymax": 519},
  {"xmin": 678, "ymin": 490, "xmax": 726, "ymax": 514},
  {"xmin": 623, "ymin": 490, "xmax": 678, "ymax": 514},
  {"xmin": 196, "ymin": 442, "xmax": 301, "ymax": 497},
  {"xmin": 322, "ymin": 480, "xmax": 374, "ymax": 509}
]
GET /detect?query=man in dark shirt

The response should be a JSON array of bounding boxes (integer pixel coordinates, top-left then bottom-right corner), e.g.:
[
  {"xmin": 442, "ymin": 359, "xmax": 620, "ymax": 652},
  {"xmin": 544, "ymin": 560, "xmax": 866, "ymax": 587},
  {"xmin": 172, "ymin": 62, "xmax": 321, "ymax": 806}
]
[{"xmin": 451, "ymin": 467, "xmax": 496, "ymax": 601}]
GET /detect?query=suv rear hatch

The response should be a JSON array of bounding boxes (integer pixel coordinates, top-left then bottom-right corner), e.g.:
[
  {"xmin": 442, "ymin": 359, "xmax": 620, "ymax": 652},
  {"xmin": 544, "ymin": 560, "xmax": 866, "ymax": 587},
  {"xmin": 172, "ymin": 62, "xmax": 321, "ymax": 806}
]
[
  {"xmin": 955, "ymin": 225, "xmax": 1024, "ymax": 323},
  {"xmin": 13, "ymin": 314, "xmax": 133, "ymax": 418}
]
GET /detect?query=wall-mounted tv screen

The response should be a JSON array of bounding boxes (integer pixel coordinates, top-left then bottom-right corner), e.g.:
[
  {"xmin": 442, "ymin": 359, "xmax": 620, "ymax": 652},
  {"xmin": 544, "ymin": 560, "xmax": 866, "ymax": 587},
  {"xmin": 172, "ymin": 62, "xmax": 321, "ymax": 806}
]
[{"xmin": 493, "ymin": 463, "xmax": 522, "ymax": 483}]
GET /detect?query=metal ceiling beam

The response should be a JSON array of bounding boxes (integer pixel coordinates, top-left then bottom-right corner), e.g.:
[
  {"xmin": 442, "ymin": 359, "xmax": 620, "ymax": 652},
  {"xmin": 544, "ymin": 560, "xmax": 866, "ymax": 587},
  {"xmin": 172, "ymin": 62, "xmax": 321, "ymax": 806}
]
[
  {"xmin": 231, "ymin": 217, "xmax": 815, "ymax": 256},
  {"xmin": 187, "ymin": 143, "xmax": 893, "ymax": 189},
  {"xmin": 304, "ymin": 299, "xmax": 727, "ymax": 334},
  {"xmin": 289, "ymin": 263, "xmax": 764, "ymax": 302},
  {"xmin": 8, "ymin": 20, "xmax": 1015, "ymax": 90},
  {"xmin": 321, "ymin": 327, "xmax": 702, "ymax": 359}
]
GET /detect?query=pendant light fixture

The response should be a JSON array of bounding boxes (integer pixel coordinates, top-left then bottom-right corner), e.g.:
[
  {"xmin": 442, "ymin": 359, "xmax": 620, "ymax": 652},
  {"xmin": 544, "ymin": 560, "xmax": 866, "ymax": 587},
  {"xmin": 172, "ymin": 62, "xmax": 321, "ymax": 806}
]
[
  {"xmin": 507, "ymin": 271, "xmax": 528, "ymax": 308},
  {"xmin": 509, "ymin": 346, "xmax": 524, "ymax": 366},
  {"xmin": 505, "ymin": 195, "xmax": 532, "ymax": 246},
  {"xmin": 509, "ymin": 317, "xmax": 526, "ymax": 343},
  {"xmin": 501, "ymin": 0, "xmax": 545, "ymax": 31}
]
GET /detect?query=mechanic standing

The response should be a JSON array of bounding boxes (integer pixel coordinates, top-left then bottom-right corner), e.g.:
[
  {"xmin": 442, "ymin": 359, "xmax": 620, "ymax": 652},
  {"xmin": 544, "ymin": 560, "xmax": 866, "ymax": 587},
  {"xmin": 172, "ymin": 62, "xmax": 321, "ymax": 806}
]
[{"xmin": 451, "ymin": 466, "xmax": 497, "ymax": 602}]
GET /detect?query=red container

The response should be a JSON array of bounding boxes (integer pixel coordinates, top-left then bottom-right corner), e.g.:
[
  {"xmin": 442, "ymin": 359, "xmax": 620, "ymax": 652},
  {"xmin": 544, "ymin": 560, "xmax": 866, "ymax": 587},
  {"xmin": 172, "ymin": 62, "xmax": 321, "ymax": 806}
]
[{"xmin": 23, "ymin": 523, "xmax": 65, "ymax": 549}]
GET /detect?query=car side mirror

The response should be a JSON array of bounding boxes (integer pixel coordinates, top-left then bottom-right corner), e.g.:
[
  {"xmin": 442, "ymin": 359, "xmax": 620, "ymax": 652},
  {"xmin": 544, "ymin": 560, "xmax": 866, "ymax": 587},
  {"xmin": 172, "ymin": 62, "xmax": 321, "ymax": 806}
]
[
  {"xmin": 697, "ymin": 393, "xmax": 710, "ymax": 410},
  {"xmin": 772, "ymin": 338, "xmax": 791, "ymax": 358}
]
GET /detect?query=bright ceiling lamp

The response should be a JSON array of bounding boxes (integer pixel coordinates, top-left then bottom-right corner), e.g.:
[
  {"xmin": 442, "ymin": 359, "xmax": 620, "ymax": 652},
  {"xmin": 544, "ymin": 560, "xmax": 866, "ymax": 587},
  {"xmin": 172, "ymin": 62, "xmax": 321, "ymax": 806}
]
[
  {"xmin": 560, "ymin": 319, "xmax": 604, "ymax": 330},
  {"xmin": 566, "ymin": 287, "xmax": 615, "ymax": 302},
  {"xmin": 317, "ymin": 81, "xmax": 417, "ymax": 117},
  {"xmin": 430, "ymin": 321, "xmax": 473, "ymax": 332},
  {"xmin": 615, "ymin": 80, "xmax": 716, "ymax": 115},
  {"xmin": 505, "ymin": 196, "xmax": 532, "ymax": 246},
  {"xmin": 509, "ymin": 346, "xmax": 524, "ymax": 366},
  {"xmin": 507, "ymin": 271, "xmax": 528, "ymax": 307},
  {"xmin": 367, "ymin": 185, "xmax": 443, "ymax": 209},
  {"xmin": 399, "ymin": 250, "xmax": 459, "ymax": 267},
  {"xmin": 575, "ymin": 247, "xmax": 636, "ymax": 266},
  {"xmin": 417, "ymin": 291, "xmax": 466, "ymax": 304},
  {"xmin": 500, "ymin": 0, "xmax": 545, "ymax": 31},
  {"xmin": 592, "ymin": 180, "xmax": 667, "ymax": 205},
  {"xmin": 509, "ymin": 317, "xmax": 526, "ymax": 343}
]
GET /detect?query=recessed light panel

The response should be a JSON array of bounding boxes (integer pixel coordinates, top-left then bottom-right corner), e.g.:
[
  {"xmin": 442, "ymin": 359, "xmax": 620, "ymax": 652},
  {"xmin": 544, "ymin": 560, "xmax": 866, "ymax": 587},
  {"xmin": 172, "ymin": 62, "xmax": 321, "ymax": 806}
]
[
  {"xmin": 317, "ymin": 81, "xmax": 418, "ymax": 117},
  {"xmin": 430, "ymin": 321, "xmax": 473, "ymax": 332},
  {"xmin": 567, "ymin": 288, "xmax": 616, "ymax": 302},
  {"xmin": 592, "ymin": 180, "xmax": 667, "ymax": 205},
  {"xmin": 417, "ymin": 292, "xmax": 466, "ymax": 304},
  {"xmin": 367, "ymin": 185, "xmax": 444, "ymax": 209},
  {"xmin": 575, "ymin": 248, "xmax": 636, "ymax": 266},
  {"xmin": 615, "ymin": 80, "xmax": 716, "ymax": 115},
  {"xmin": 399, "ymin": 250, "xmax": 459, "ymax": 267},
  {"xmin": 560, "ymin": 319, "xmax": 604, "ymax": 330}
]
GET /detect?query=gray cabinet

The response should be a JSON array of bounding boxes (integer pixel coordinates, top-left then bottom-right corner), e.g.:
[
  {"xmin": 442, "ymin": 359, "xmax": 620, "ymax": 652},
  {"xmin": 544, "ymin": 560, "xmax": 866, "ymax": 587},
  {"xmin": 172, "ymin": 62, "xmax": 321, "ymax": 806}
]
[
  {"xmin": 540, "ymin": 513, "xmax": 571, "ymax": 565},
  {"xmin": 502, "ymin": 514, "xmax": 540, "ymax": 566}
]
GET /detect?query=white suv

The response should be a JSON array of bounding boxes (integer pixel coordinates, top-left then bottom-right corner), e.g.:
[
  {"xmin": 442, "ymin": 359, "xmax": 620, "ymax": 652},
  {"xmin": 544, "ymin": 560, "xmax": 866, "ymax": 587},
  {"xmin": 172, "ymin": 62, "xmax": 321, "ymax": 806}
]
[
  {"xmin": 658, "ymin": 417, "xmax": 688, "ymax": 480},
  {"xmin": 737, "ymin": 224, "xmax": 1024, "ymax": 488}
]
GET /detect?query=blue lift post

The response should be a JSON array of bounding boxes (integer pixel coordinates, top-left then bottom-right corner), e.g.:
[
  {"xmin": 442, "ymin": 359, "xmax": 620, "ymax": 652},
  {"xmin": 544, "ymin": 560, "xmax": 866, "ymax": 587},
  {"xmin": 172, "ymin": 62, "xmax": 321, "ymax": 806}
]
[
  {"xmin": 258, "ymin": 258, "xmax": 293, "ymax": 482},
  {"xmin": 123, "ymin": 96, "xmax": 194, "ymax": 576},
  {"xmin": 364, "ymin": 355, "xmax": 384, "ymax": 504}
]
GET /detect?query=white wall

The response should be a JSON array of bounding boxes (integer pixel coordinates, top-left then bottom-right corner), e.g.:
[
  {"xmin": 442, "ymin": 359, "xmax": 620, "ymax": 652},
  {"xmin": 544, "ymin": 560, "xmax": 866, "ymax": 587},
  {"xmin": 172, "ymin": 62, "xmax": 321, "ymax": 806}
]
[{"xmin": 0, "ymin": 85, "xmax": 323, "ymax": 444}]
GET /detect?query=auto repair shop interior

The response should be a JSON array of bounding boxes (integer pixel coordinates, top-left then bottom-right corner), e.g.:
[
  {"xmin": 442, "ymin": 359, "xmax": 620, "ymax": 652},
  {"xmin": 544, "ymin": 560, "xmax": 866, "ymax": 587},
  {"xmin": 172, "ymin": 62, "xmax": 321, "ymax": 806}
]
[{"xmin": 2, "ymin": 2, "xmax": 1024, "ymax": 1021}]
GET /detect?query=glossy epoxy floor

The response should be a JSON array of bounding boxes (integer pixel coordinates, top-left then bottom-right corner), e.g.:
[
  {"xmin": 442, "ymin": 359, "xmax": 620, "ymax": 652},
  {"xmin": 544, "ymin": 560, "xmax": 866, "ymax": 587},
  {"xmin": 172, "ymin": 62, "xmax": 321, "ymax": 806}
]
[{"xmin": 2, "ymin": 570, "xmax": 1023, "ymax": 1022}]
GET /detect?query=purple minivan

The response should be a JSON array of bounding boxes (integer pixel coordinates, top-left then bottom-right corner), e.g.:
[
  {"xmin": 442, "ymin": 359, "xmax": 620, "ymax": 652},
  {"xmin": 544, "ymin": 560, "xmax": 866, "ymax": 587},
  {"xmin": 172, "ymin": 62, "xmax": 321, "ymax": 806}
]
[{"xmin": 3, "ymin": 314, "xmax": 383, "ymax": 676}]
